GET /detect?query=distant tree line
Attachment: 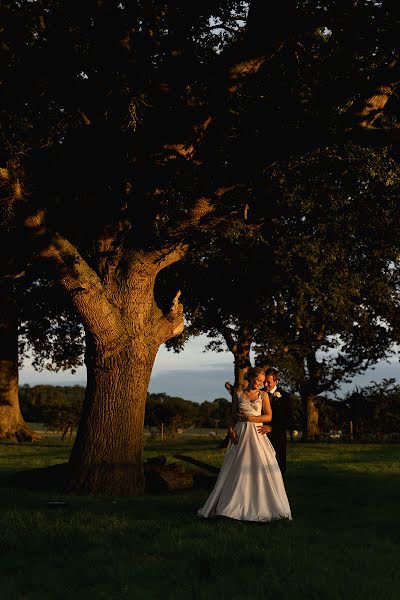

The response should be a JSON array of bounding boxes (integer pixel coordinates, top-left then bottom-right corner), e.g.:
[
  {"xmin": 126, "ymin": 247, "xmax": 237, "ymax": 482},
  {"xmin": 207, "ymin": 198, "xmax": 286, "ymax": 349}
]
[
  {"xmin": 344, "ymin": 379, "xmax": 400, "ymax": 441},
  {"xmin": 19, "ymin": 384, "xmax": 84, "ymax": 441},
  {"xmin": 19, "ymin": 383, "xmax": 400, "ymax": 441}
]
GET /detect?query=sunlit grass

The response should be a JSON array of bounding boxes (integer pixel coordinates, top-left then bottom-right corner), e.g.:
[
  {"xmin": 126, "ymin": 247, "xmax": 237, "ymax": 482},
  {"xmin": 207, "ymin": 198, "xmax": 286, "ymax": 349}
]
[{"xmin": 1, "ymin": 435, "xmax": 399, "ymax": 599}]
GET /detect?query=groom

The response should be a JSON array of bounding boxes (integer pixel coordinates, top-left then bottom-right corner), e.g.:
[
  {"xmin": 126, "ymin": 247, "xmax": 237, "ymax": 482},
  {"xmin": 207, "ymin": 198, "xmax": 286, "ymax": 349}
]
[{"xmin": 258, "ymin": 367, "xmax": 296, "ymax": 476}]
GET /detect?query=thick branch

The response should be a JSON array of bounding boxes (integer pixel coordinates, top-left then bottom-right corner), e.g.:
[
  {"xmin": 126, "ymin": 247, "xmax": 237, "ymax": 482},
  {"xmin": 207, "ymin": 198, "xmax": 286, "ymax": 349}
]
[
  {"xmin": 225, "ymin": 0, "xmax": 296, "ymax": 93},
  {"xmin": 344, "ymin": 56, "xmax": 400, "ymax": 145},
  {"xmin": 127, "ymin": 195, "xmax": 220, "ymax": 280},
  {"xmin": 220, "ymin": 325, "xmax": 238, "ymax": 355},
  {"xmin": 156, "ymin": 191, "xmax": 236, "ymax": 249},
  {"xmin": 24, "ymin": 210, "xmax": 123, "ymax": 347},
  {"xmin": 350, "ymin": 58, "xmax": 400, "ymax": 127},
  {"xmin": 157, "ymin": 290, "xmax": 184, "ymax": 343}
]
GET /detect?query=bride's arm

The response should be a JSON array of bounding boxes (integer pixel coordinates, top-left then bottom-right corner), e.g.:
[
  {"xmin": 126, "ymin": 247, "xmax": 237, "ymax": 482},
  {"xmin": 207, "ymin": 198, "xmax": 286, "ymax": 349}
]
[
  {"xmin": 237, "ymin": 392, "xmax": 272, "ymax": 422},
  {"xmin": 261, "ymin": 392, "xmax": 272, "ymax": 422}
]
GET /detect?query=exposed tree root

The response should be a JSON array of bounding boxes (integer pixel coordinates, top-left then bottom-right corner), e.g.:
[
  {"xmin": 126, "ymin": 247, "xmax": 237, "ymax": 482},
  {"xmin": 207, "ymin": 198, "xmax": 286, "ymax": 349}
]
[{"xmin": 0, "ymin": 422, "xmax": 41, "ymax": 443}]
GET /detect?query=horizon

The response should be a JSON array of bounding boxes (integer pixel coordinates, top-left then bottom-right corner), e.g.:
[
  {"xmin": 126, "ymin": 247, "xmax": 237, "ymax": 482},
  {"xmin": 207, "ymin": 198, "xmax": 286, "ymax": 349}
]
[{"xmin": 19, "ymin": 335, "xmax": 399, "ymax": 403}]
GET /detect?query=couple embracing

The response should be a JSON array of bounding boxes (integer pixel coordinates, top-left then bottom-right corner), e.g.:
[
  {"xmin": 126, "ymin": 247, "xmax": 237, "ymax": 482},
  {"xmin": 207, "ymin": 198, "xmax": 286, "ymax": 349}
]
[{"xmin": 198, "ymin": 367, "xmax": 292, "ymax": 522}]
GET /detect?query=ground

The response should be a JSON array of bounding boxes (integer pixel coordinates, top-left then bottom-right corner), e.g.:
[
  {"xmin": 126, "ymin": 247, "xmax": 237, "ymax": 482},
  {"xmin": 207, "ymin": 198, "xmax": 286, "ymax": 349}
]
[{"xmin": 1, "ymin": 431, "xmax": 399, "ymax": 599}]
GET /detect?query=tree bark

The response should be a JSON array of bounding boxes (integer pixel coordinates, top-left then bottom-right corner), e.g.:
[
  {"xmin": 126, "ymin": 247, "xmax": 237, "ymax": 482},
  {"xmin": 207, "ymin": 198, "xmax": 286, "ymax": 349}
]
[
  {"xmin": 299, "ymin": 351, "xmax": 322, "ymax": 441},
  {"xmin": 0, "ymin": 284, "xmax": 39, "ymax": 442},
  {"xmin": 301, "ymin": 394, "xmax": 319, "ymax": 441},
  {"xmin": 67, "ymin": 336, "xmax": 156, "ymax": 495}
]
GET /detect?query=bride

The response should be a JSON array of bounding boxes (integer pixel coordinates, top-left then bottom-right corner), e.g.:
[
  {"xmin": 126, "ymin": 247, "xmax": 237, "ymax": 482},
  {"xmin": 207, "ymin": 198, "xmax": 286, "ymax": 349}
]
[{"xmin": 198, "ymin": 367, "xmax": 292, "ymax": 522}]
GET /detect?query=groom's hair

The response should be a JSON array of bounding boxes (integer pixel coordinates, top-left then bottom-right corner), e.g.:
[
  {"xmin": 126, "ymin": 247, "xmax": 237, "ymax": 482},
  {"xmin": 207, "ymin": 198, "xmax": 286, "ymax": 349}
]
[{"xmin": 265, "ymin": 367, "xmax": 279, "ymax": 381}]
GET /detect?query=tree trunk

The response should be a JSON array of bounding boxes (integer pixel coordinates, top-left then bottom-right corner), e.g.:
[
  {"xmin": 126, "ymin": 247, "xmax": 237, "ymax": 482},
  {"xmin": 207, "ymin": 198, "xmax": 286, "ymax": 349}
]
[
  {"xmin": 301, "ymin": 394, "xmax": 319, "ymax": 441},
  {"xmin": 301, "ymin": 352, "xmax": 322, "ymax": 441},
  {"xmin": 233, "ymin": 355, "xmax": 251, "ymax": 390},
  {"xmin": 222, "ymin": 322, "xmax": 253, "ymax": 392},
  {"xmin": 67, "ymin": 340, "xmax": 156, "ymax": 495},
  {"xmin": 0, "ymin": 285, "xmax": 39, "ymax": 442},
  {"xmin": 64, "ymin": 264, "xmax": 184, "ymax": 496},
  {"xmin": 233, "ymin": 323, "xmax": 253, "ymax": 389}
]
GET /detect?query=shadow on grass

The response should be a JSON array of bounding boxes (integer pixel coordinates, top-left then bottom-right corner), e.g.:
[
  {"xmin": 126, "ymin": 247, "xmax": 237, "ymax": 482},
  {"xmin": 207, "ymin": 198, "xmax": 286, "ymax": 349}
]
[
  {"xmin": 1, "ymin": 460, "xmax": 399, "ymax": 526},
  {"xmin": 1, "ymin": 440, "xmax": 399, "ymax": 503},
  {"xmin": 1, "ymin": 461, "xmax": 217, "ymax": 501},
  {"xmin": 4, "ymin": 462, "xmax": 70, "ymax": 492}
]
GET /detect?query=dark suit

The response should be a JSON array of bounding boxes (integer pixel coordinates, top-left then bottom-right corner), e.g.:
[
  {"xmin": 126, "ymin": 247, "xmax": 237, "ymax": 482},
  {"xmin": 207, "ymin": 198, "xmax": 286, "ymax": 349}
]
[{"xmin": 266, "ymin": 387, "xmax": 294, "ymax": 476}]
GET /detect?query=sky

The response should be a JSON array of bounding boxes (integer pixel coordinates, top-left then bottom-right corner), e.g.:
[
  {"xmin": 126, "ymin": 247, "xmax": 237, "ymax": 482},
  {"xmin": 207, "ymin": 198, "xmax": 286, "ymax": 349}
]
[{"xmin": 19, "ymin": 334, "xmax": 400, "ymax": 403}]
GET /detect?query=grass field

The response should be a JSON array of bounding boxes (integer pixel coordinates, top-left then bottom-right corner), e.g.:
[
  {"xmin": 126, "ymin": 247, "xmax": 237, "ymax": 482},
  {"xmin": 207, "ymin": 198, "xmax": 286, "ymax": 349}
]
[{"xmin": 1, "ymin": 434, "xmax": 399, "ymax": 600}]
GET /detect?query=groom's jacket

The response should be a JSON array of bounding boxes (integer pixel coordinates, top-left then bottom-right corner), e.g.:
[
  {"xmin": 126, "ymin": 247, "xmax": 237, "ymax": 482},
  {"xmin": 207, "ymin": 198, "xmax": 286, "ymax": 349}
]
[
  {"xmin": 268, "ymin": 388, "xmax": 294, "ymax": 432},
  {"xmin": 265, "ymin": 387, "xmax": 295, "ymax": 475}
]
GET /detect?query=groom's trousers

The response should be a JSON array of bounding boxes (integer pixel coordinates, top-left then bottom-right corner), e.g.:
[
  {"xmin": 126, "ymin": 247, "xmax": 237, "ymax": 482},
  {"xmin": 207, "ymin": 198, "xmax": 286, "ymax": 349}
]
[{"xmin": 267, "ymin": 428, "xmax": 287, "ymax": 476}]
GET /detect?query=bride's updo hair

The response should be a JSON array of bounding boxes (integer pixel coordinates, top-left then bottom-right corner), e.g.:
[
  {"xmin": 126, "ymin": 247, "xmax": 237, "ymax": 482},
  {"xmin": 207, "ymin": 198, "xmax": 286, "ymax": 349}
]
[{"xmin": 244, "ymin": 367, "xmax": 265, "ymax": 386}]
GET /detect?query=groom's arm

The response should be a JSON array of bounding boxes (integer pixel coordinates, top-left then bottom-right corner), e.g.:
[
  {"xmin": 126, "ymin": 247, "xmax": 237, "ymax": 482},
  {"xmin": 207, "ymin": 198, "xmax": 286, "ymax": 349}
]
[{"xmin": 257, "ymin": 424, "xmax": 272, "ymax": 435}]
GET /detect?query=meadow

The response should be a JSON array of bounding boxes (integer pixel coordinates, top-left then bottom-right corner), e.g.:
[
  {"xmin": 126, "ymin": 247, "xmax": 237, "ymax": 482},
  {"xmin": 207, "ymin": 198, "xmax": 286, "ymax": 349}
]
[{"xmin": 1, "ymin": 433, "xmax": 399, "ymax": 600}]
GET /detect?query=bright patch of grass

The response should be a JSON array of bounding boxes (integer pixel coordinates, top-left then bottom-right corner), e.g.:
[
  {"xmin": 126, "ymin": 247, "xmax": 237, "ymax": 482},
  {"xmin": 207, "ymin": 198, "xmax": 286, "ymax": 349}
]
[{"xmin": 1, "ymin": 437, "xmax": 399, "ymax": 599}]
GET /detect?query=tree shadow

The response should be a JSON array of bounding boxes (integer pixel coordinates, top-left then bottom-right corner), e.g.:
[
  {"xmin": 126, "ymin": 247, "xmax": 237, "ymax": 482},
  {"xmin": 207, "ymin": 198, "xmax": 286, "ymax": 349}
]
[{"xmin": 4, "ymin": 463, "xmax": 70, "ymax": 493}]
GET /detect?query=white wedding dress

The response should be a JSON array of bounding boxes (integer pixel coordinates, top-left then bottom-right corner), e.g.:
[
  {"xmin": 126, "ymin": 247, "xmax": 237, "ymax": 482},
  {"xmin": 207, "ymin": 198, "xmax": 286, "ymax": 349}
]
[{"xmin": 198, "ymin": 391, "xmax": 292, "ymax": 522}]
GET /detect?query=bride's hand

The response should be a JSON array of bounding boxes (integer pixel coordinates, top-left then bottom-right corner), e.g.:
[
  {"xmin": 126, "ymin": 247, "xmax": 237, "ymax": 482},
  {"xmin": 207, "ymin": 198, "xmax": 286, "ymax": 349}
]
[
  {"xmin": 237, "ymin": 413, "xmax": 249, "ymax": 422},
  {"xmin": 228, "ymin": 426, "xmax": 239, "ymax": 444}
]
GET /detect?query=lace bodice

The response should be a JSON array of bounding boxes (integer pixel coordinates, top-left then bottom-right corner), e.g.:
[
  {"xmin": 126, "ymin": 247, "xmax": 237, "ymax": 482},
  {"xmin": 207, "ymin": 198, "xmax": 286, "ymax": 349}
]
[{"xmin": 236, "ymin": 391, "xmax": 262, "ymax": 416}]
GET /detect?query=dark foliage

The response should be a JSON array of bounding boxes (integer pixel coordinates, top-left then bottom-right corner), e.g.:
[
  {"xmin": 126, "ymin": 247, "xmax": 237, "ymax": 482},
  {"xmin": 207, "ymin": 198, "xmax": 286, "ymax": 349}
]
[
  {"xmin": 19, "ymin": 384, "xmax": 84, "ymax": 438},
  {"xmin": 344, "ymin": 378, "xmax": 400, "ymax": 439}
]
